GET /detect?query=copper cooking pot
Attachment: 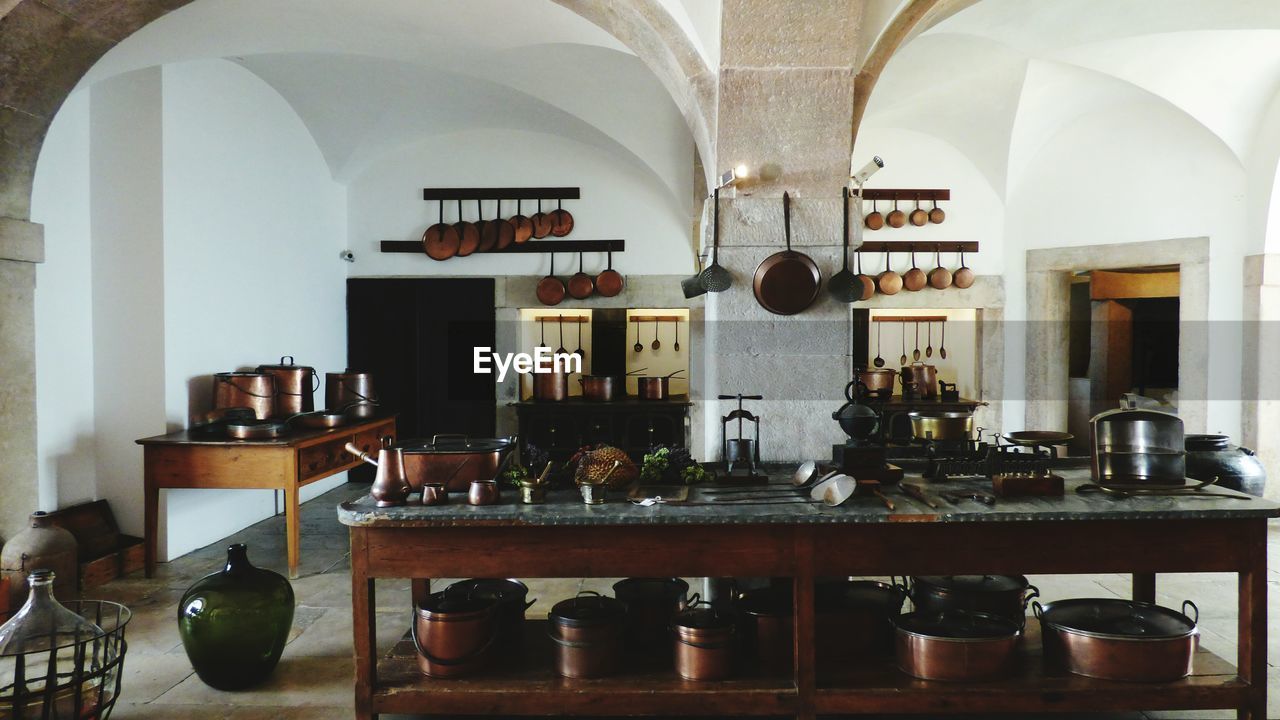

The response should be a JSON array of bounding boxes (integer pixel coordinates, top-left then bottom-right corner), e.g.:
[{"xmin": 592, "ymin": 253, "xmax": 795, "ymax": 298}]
[
  {"xmin": 637, "ymin": 371, "xmax": 684, "ymax": 401},
  {"xmin": 736, "ymin": 586, "xmax": 792, "ymax": 672},
  {"xmin": 397, "ymin": 435, "xmax": 517, "ymax": 492},
  {"xmin": 613, "ymin": 578, "xmax": 688, "ymax": 649},
  {"xmin": 817, "ymin": 579, "xmax": 908, "ymax": 660},
  {"xmin": 908, "ymin": 411, "xmax": 973, "ymax": 442},
  {"xmin": 579, "ymin": 375, "xmax": 620, "ymax": 402},
  {"xmin": 532, "ymin": 367, "xmax": 569, "ymax": 402},
  {"xmin": 895, "ymin": 610, "xmax": 1021, "ymax": 682},
  {"xmin": 900, "ymin": 362, "xmax": 938, "ymax": 398},
  {"xmin": 855, "ymin": 367, "xmax": 897, "ymax": 394},
  {"xmin": 213, "ymin": 372, "xmax": 276, "ymax": 420},
  {"xmin": 411, "ymin": 590, "xmax": 496, "ymax": 678},
  {"xmin": 672, "ymin": 598, "xmax": 736, "ymax": 681},
  {"xmin": 1036, "ymin": 598, "xmax": 1198, "ymax": 682},
  {"xmin": 325, "ymin": 371, "xmax": 377, "ymax": 418},
  {"xmin": 548, "ymin": 592, "xmax": 626, "ymax": 679},
  {"xmin": 256, "ymin": 356, "xmax": 317, "ymax": 417}
]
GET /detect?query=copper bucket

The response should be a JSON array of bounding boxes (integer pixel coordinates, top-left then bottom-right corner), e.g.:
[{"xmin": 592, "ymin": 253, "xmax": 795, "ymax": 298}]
[
  {"xmin": 256, "ymin": 356, "xmax": 317, "ymax": 417},
  {"xmin": 212, "ymin": 372, "xmax": 276, "ymax": 420},
  {"xmin": 325, "ymin": 371, "xmax": 378, "ymax": 418}
]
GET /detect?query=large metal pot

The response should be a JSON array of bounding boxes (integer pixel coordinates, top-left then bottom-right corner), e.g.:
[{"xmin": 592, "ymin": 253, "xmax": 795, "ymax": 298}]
[
  {"xmin": 817, "ymin": 578, "xmax": 908, "ymax": 660},
  {"xmin": 398, "ymin": 435, "xmax": 517, "ymax": 492},
  {"xmin": 612, "ymin": 578, "xmax": 688, "ymax": 648},
  {"xmin": 411, "ymin": 590, "xmax": 496, "ymax": 678},
  {"xmin": 1090, "ymin": 408, "xmax": 1186, "ymax": 485},
  {"xmin": 907, "ymin": 411, "xmax": 974, "ymax": 442},
  {"xmin": 735, "ymin": 586, "xmax": 792, "ymax": 671},
  {"xmin": 637, "ymin": 371, "xmax": 683, "ymax": 401},
  {"xmin": 900, "ymin": 362, "xmax": 937, "ymax": 398},
  {"xmin": 325, "ymin": 371, "xmax": 378, "ymax": 418},
  {"xmin": 1036, "ymin": 598, "xmax": 1198, "ymax": 682},
  {"xmin": 1184, "ymin": 434, "xmax": 1266, "ymax": 496},
  {"xmin": 580, "ymin": 375, "xmax": 621, "ymax": 402},
  {"xmin": 532, "ymin": 368, "xmax": 569, "ymax": 402},
  {"xmin": 910, "ymin": 575, "xmax": 1038, "ymax": 626},
  {"xmin": 213, "ymin": 372, "xmax": 276, "ymax": 420},
  {"xmin": 895, "ymin": 610, "xmax": 1021, "ymax": 682},
  {"xmin": 855, "ymin": 367, "xmax": 897, "ymax": 394},
  {"xmin": 445, "ymin": 579, "xmax": 534, "ymax": 646},
  {"xmin": 672, "ymin": 600, "xmax": 736, "ymax": 681},
  {"xmin": 256, "ymin": 356, "xmax": 317, "ymax": 417},
  {"xmin": 548, "ymin": 592, "xmax": 626, "ymax": 679}
]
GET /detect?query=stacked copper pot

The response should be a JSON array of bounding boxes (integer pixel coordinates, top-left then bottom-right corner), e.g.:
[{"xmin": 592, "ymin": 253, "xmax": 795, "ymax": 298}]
[{"xmin": 547, "ymin": 592, "xmax": 626, "ymax": 679}]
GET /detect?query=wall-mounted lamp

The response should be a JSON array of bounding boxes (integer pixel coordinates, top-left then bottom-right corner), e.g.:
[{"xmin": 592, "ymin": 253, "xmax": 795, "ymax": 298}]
[
  {"xmin": 719, "ymin": 162, "xmax": 783, "ymax": 191},
  {"xmin": 850, "ymin": 155, "xmax": 884, "ymax": 188}
]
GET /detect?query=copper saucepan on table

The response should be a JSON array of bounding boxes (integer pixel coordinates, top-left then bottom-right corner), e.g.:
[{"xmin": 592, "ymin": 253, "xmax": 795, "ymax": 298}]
[{"xmin": 636, "ymin": 370, "xmax": 684, "ymax": 400}]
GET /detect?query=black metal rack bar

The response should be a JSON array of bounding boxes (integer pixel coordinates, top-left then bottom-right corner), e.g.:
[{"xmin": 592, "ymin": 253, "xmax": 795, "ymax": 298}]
[
  {"xmin": 380, "ymin": 239, "xmax": 624, "ymax": 254},
  {"xmin": 422, "ymin": 187, "xmax": 580, "ymax": 201}
]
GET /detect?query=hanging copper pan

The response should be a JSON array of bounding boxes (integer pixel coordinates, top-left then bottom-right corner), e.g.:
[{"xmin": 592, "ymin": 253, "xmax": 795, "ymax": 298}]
[
  {"xmin": 596, "ymin": 250, "xmax": 624, "ymax": 297},
  {"xmin": 877, "ymin": 251, "xmax": 902, "ymax": 295},
  {"xmin": 537, "ymin": 252, "xmax": 566, "ymax": 306},
  {"xmin": 531, "ymin": 199, "xmax": 553, "ymax": 239},
  {"xmin": 423, "ymin": 200, "xmax": 461, "ymax": 261},
  {"xmin": 550, "ymin": 199, "xmax": 574, "ymax": 237},
  {"xmin": 753, "ymin": 192, "xmax": 821, "ymax": 316},
  {"xmin": 567, "ymin": 252, "xmax": 594, "ymax": 300},
  {"xmin": 452, "ymin": 199, "xmax": 479, "ymax": 257},
  {"xmin": 510, "ymin": 199, "xmax": 534, "ymax": 244},
  {"xmin": 473, "ymin": 199, "xmax": 494, "ymax": 253},
  {"xmin": 482, "ymin": 199, "xmax": 515, "ymax": 251}
]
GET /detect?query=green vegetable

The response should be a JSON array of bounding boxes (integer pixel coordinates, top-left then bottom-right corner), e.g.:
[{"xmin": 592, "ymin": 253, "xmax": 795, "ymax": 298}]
[{"xmin": 639, "ymin": 447, "xmax": 670, "ymax": 484}]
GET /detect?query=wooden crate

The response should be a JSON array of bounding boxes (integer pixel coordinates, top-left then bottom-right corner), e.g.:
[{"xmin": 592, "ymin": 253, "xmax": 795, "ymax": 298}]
[{"xmin": 46, "ymin": 500, "xmax": 146, "ymax": 589}]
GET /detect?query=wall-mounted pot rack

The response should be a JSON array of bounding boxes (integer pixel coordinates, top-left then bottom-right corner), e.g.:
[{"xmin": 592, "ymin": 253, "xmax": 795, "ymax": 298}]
[
  {"xmin": 534, "ymin": 315, "xmax": 589, "ymax": 323},
  {"xmin": 381, "ymin": 239, "xmax": 624, "ymax": 254},
  {"xmin": 871, "ymin": 315, "xmax": 948, "ymax": 323},
  {"xmin": 857, "ymin": 188, "xmax": 950, "ymax": 201},
  {"xmin": 422, "ymin": 187, "xmax": 579, "ymax": 201},
  {"xmin": 628, "ymin": 315, "xmax": 683, "ymax": 323},
  {"xmin": 856, "ymin": 241, "xmax": 978, "ymax": 253}
]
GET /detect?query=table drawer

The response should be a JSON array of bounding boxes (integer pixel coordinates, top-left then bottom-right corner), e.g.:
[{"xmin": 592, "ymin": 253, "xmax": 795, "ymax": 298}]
[
  {"xmin": 299, "ymin": 438, "xmax": 349, "ymax": 479},
  {"xmin": 351, "ymin": 425, "xmax": 394, "ymax": 458}
]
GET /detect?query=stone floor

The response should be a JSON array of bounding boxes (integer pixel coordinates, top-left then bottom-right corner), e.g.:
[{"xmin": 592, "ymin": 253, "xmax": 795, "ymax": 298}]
[{"xmin": 83, "ymin": 482, "xmax": 1280, "ymax": 719}]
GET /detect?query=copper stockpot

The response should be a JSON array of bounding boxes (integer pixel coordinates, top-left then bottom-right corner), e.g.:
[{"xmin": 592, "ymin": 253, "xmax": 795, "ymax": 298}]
[
  {"xmin": 548, "ymin": 593, "xmax": 626, "ymax": 679},
  {"xmin": 325, "ymin": 371, "xmax": 377, "ymax": 418},
  {"xmin": 673, "ymin": 599, "xmax": 736, "ymax": 681},
  {"xmin": 1036, "ymin": 598, "xmax": 1198, "ymax": 682},
  {"xmin": 910, "ymin": 575, "xmax": 1039, "ymax": 627},
  {"xmin": 213, "ymin": 372, "xmax": 276, "ymax": 420},
  {"xmin": 894, "ymin": 610, "xmax": 1021, "ymax": 682},
  {"xmin": 900, "ymin": 362, "xmax": 938, "ymax": 398},
  {"xmin": 532, "ymin": 367, "xmax": 569, "ymax": 402},
  {"xmin": 637, "ymin": 371, "xmax": 684, "ymax": 401},
  {"xmin": 855, "ymin": 368, "xmax": 897, "ymax": 394},
  {"xmin": 579, "ymin": 375, "xmax": 620, "ymax": 402},
  {"xmin": 255, "ymin": 356, "xmax": 316, "ymax": 417},
  {"xmin": 446, "ymin": 579, "xmax": 534, "ymax": 647},
  {"xmin": 411, "ymin": 591, "xmax": 496, "ymax": 678}
]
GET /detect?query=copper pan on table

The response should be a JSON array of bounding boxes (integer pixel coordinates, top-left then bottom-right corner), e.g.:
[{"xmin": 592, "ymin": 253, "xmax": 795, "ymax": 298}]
[{"xmin": 753, "ymin": 192, "xmax": 821, "ymax": 316}]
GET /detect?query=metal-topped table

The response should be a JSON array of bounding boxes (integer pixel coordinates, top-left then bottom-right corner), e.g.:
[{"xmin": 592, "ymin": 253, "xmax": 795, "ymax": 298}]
[{"xmin": 338, "ymin": 468, "xmax": 1277, "ymax": 720}]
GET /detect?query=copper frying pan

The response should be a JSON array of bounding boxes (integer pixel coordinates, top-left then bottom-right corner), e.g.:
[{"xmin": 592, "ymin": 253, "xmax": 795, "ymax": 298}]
[
  {"xmin": 752, "ymin": 192, "xmax": 821, "ymax": 316},
  {"xmin": 452, "ymin": 199, "xmax": 479, "ymax": 257},
  {"xmin": 549, "ymin": 199, "xmax": 574, "ymax": 237},
  {"xmin": 482, "ymin": 199, "xmax": 515, "ymax": 251},
  {"xmin": 423, "ymin": 200, "xmax": 461, "ymax": 260},
  {"xmin": 536, "ymin": 252, "xmax": 566, "ymax": 306},
  {"xmin": 596, "ymin": 249, "xmax": 624, "ymax": 297},
  {"xmin": 531, "ymin": 199, "xmax": 553, "ymax": 239},
  {"xmin": 510, "ymin": 199, "xmax": 534, "ymax": 243}
]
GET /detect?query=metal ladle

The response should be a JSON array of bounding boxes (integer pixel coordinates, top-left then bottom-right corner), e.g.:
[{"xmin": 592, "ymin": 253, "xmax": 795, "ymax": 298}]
[
  {"xmin": 673, "ymin": 319, "xmax": 681, "ymax": 352},
  {"xmin": 633, "ymin": 318, "xmax": 643, "ymax": 353},
  {"xmin": 556, "ymin": 315, "xmax": 567, "ymax": 356},
  {"xmin": 939, "ymin": 322, "xmax": 947, "ymax": 359},
  {"xmin": 913, "ymin": 322, "xmax": 921, "ymax": 361},
  {"xmin": 573, "ymin": 317, "xmax": 585, "ymax": 363},
  {"xmin": 873, "ymin": 321, "xmax": 885, "ymax": 367},
  {"xmin": 651, "ymin": 320, "xmax": 660, "ymax": 351},
  {"xmin": 899, "ymin": 321, "xmax": 908, "ymax": 366},
  {"xmin": 925, "ymin": 321, "xmax": 933, "ymax": 358}
]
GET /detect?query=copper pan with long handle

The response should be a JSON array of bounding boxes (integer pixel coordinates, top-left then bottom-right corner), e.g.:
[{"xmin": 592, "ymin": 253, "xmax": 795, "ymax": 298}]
[{"xmin": 752, "ymin": 192, "xmax": 821, "ymax": 315}]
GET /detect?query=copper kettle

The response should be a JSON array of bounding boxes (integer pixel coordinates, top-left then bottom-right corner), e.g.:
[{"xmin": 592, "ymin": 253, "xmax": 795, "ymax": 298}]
[{"xmin": 347, "ymin": 436, "xmax": 410, "ymax": 507}]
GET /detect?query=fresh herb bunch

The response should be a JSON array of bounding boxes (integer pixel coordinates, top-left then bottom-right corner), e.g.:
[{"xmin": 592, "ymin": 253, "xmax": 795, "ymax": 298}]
[
  {"xmin": 503, "ymin": 463, "xmax": 531, "ymax": 486},
  {"xmin": 640, "ymin": 445, "xmax": 709, "ymax": 485}
]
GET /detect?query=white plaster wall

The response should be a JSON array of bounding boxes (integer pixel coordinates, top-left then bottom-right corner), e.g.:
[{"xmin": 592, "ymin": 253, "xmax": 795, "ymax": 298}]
[
  {"xmin": 1005, "ymin": 100, "xmax": 1248, "ymax": 439},
  {"xmin": 89, "ymin": 68, "xmax": 168, "ymax": 540},
  {"xmin": 31, "ymin": 91, "xmax": 96, "ymax": 511},
  {"xmin": 160, "ymin": 59, "xmax": 349, "ymax": 559},
  {"xmin": 346, "ymin": 129, "xmax": 694, "ymax": 279}
]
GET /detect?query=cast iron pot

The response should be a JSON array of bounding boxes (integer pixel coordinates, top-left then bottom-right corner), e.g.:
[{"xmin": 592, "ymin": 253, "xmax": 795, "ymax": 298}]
[
  {"xmin": 548, "ymin": 592, "xmax": 626, "ymax": 679},
  {"xmin": 1184, "ymin": 434, "xmax": 1266, "ymax": 496},
  {"xmin": 895, "ymin": 610, "xmax": 1021, "ymax": 682},
  {"xmin": 1035, "ymin": 598, "xmax": 1198, "ymax": 682},
  {"xmin": 445, "ymin": 579, "xmax": 534, "ymax": 646},
  {"xmin": 910, "ymin": 575, "xmax": 1039, "ymax": 627},
  {"xmin": 817, "ymin": 578, "xmax": 908, "ymax": 660},
  {"xmin": 398, "ymin": 435, "xmax": 517, "ymax": 492},
  {"xmin": 411, "ymin": 590, "xmax": 496, "ymax": 678},
  {"xmin": 612, "ymin": 578, "xmax": 688, "ymax": 648},
  {"xmin": 580, "ymin": 375, "xmax": 621, "ymax": 402}
]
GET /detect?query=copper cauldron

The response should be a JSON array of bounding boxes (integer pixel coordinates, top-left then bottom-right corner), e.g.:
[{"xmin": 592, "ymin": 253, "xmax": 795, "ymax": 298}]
[
  {"xmin": 213, "ymin": 372, "xmax": 276, "ymax": 420},
  {"xmin": 326, "ymin": 371, "xmax": 377, "ymax": 418},
  {"xmin": 256, "ymin": 356, "xmax": 317, "ymax": 417},
  {"xmin": 900, "ymin": 362, "xmax": 937, "ymax": 398}
]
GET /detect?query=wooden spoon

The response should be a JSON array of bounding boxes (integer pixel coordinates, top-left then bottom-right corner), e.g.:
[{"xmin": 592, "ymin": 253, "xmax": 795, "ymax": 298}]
[
  {"xmin": 925, "ymin": 322, "xmax": 933, "ymax": 358},
  {"xmin": 873, "ymin": 321, "xmax": 885, "ymax": 368},
  {"xmin": 913, "ymin": 322, "xmax": 921, "ymax": 361}
]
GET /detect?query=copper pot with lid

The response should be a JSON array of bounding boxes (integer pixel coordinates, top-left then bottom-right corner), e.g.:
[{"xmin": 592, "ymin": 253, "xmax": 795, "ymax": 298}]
[
  {"xmin": 895, "ymin": 610, "xmax": 1021, "ymax": 682},
  {"xmin": 900, "ymin": 362, "xmax": 938, "ymax": 398},
  {"xmin": 213, "ymin": 372, "xmax": 276, "ymax": 420},
  {"xmin": 325, "ymin": 371, "xmax": 377, "ymax": 418},
  {"xmin": 548, "ymin": 592, "xmax": 626, "ymax": 679},
  {"xmin": 411, "ymin": 589, "xmax": 497, "ymax": 678},
  {"xmin": 672, "ymin": 596, "xmax": 736, "ymax": 681},
  {"xmin": 256, "ymin": 356, "xmax": 317, "ymax": 417},
  {"xmin": 1036, "ymin": 598, "xmax": 1199, "ymax": 682}
]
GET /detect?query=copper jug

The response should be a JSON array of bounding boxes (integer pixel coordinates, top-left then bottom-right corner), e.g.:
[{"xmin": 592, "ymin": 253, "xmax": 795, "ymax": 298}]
[
  {"xmin": 369, "ymin": 436, "xmax": 411, "ymax": 507},
  {"xmin": 326, "ymin": 371, "xmax": 377, "ymax": 418},
  {"xmin": 213, "ymin": 372, "xmax": 276, "ymax": 420},
  {"xmin": 256, "ymin": 356, "xmax": 316, "ymax": 417}
]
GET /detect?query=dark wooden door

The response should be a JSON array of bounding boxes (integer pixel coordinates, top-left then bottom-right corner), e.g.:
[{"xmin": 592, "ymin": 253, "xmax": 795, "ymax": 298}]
[{"xmin": 347, "ymin": 279, "xmax": 496, "ymax": 469}]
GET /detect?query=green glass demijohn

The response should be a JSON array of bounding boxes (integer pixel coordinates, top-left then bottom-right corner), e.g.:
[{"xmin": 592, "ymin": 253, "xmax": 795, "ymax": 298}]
[{"xmin": 177, "ymin": 544, "xmax": 294, "ymax": 690}]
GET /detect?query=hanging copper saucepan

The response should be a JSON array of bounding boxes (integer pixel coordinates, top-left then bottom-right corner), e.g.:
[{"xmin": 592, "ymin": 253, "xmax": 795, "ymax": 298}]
[
  {"xmin": 595, "ymin": 250, "xmax": 624, "ymax": 297},
  {"xmin": 549, "ymin": 199, "xmax": 574, "ymax": 237},
  {"xmin": 483, "ymin": 199, "xmax": 515, "ymax": 251},
  {"xmin": 423, "ymin": 199, "xmax": 461, "ymax": 261},
  {"xmin": 877, "ymin": 251, "xmax": 902, "ymax": 295},
  {"xmin": 531, "ymin": 199, "xmax": 553, "ymax": 239},
  {"xmin": 455, "ymin": 198, "xmax": 483, "ymax": 257},
  {"xmin": 537, "ymin": 252, "xmax": 566, "ymax": 306},
  {"xmin": 752, "ymin": 192, "xmax": 822, "ymax": 316},
  {"xmin": 854, "ymin": 249, "xmax": 876, "ymax": 301},
  {"xmin": 903, "ymin": 245, "xmax": 927, "ymax": 292},
  {"xmin": 887, "ymin": 198, "xmax": 906, "ymax": 228},
  {"xmin": 567, "ymin": 253, "xmax": 594, "ymax": 300},
  {"xmin": 473, "ymin": 199, "xmax": 494, "ymax": 253},
  {"xmin": 909, "ymin": 194, "xmax": 928, "ymax": 227},
  {"xmin": 510, "ymin": 199, "xmax": 534, "ymax": 243},
  {"xmin": 864, "ymin": 198, "xmax": 884, "ymax": 231},
  {"xmin": 929, "ymin": 198, "xmax": 946, "ymax": 224},
  {"xmin": 953, "ymin": 247, "xmax": 975, "ymax": 289},
  {"xmin": 928, "ymin": 248, "xmax": 953, "ymax": 289}
]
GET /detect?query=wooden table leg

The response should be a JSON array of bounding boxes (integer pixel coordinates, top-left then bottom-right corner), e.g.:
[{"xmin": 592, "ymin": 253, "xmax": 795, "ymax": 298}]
[
  {"xmin": 144, "ymin": 469, "xmax": 159, "ymax": 578},
  {"xmin": 1237, "ymin": 520, "xmax": 1267, "ymax": 720},
  {"xmin": 411, "ymin": 579, "xmax": 432, "ymax": 604},
  {"xmin": 793, "ymin": 530, "xmax": 816, "ymax": 720},
  {"xmin": 285, "ymin": 485, "xmax": 301, "ymax": 579},
  {"xmin": 352, "ymin": 529, "xmax": 377, "ymax": 720},
  {"xmin": 1132, "ymin": 572, "xmax": 1155, "ymax": 603}
]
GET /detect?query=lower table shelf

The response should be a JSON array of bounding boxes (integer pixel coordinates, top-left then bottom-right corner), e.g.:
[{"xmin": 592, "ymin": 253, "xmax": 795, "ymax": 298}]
[
  {"xmin": 371, "ymin": 617, "xmax": 1246, "ymax": 717},
  {"xmin": 374, "ymin": 620, "xmax": 797, "ymax": 716}
]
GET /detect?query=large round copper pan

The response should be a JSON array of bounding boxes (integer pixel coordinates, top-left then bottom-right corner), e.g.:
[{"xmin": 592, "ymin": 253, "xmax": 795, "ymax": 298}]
[{"xmin": 753, "ymin": 192, "xmax": 820, "ymax": 316}]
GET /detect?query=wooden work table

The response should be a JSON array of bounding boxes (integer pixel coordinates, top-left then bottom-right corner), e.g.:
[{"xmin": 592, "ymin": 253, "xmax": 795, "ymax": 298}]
[
  {"xmin": 138, "ymin": 414, "xmax": 395, "ymax": 578},
  {"xmin": 338, "ymin": 470, "xmax": 1277, "ymax": 719}
]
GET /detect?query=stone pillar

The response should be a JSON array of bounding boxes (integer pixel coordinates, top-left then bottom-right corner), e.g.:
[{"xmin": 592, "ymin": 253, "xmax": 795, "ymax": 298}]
[
  {"xmin": 704, "ymin": 2, "xmax": 866, "ymax": 462},
  {"xmin": 0, "ymin": 218, "xmax": 43, "ymax": 541},
  {"xmin": 1242, "ymin": 254, "xmax": 1280, "ymax": 498}
]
